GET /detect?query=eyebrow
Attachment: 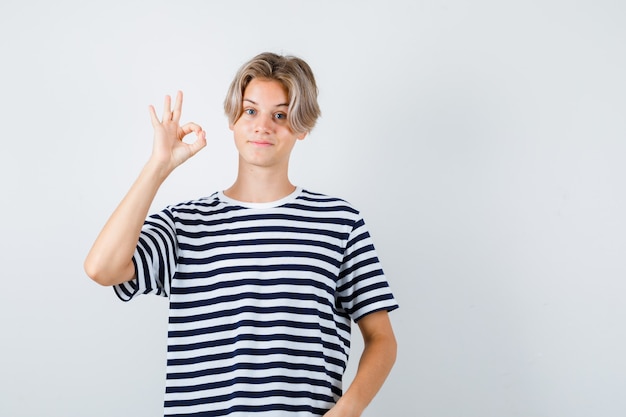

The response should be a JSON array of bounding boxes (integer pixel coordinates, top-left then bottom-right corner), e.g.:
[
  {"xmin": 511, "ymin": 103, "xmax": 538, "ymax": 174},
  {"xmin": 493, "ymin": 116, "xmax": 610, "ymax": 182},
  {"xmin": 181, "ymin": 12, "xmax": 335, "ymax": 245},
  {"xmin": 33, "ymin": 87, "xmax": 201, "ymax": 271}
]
[{"xmin": 244, "ymin": 98, "xmax": 289, "ymax": 108}]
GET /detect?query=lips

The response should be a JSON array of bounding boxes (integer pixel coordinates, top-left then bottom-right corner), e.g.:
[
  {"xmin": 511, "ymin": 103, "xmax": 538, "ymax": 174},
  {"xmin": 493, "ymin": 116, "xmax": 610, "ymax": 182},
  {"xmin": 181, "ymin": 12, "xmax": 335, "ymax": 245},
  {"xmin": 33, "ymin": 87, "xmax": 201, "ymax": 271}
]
[{"xmin": 249, "ymin": 140, "xmax": 273, "ymax": 146}]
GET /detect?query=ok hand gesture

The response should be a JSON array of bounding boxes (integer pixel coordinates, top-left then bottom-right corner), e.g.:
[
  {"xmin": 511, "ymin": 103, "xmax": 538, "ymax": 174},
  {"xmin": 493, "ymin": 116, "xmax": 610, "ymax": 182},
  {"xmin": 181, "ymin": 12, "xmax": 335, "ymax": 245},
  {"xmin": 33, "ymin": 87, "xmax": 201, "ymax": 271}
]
[{"xmin": 148, "ymin": 91, "xmax": 207, "ymax": 176}]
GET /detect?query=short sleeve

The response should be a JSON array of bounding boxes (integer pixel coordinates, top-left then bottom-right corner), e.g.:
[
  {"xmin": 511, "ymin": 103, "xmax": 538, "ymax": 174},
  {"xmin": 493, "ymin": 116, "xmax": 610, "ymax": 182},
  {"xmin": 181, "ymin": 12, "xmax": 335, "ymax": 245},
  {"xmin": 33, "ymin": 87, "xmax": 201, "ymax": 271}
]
[
  {"xmin": 336, "ymin": 217, "xmax": 399, "ymax": 322},
  {"xmin": 113, "ymin": 209, "xmax": 178, "ymax": 302}
]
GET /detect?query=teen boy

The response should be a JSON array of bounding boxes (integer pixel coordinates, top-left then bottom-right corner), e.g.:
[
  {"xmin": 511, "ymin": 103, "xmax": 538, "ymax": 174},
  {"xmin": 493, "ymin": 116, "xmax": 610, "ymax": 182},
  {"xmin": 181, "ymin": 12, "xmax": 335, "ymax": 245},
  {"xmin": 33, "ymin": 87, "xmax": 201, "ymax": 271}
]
[{"xmin": 85, "ymin": 52, "xmax": 398, "ymax": 417}]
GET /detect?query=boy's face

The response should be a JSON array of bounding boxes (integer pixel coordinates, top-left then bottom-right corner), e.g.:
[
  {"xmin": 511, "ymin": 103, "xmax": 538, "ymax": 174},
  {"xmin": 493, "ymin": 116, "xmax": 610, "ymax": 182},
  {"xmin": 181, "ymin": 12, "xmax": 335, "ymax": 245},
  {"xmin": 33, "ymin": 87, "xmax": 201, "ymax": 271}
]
[{"xmin": 230, "ymin": 78, "xmax": 306, "ymax": 171}]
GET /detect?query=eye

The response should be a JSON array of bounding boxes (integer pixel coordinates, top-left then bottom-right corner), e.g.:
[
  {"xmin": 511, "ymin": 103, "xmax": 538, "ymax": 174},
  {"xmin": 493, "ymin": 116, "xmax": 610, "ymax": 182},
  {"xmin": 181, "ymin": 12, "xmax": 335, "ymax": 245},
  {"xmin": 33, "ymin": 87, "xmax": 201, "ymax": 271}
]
[
  {"xmin": 244, "ymin": 108, "xmax": 256, "ymax": 116},
  {"xmin": 274, "ymin": 112, "xmax": 287, "ymax": 120}
]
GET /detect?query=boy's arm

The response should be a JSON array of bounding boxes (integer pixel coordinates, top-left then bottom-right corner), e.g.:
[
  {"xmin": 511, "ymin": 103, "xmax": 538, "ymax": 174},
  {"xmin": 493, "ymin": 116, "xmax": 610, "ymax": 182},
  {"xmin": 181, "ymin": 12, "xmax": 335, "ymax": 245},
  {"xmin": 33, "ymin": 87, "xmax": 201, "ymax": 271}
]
[
  {"xmin": 83, "ymin": 91, "xmax": 206, "ymax": 286},
  {"xmin": 325, "ymin": 310, "xmax": 398, "ymax": 417}
]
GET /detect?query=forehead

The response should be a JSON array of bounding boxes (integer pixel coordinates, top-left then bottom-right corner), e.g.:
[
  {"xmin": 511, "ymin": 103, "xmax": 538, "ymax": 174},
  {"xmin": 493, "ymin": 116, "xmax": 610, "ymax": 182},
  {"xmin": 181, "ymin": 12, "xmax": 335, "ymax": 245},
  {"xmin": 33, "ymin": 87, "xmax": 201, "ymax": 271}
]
[{"xmin": 243, "ymin": 78, "xmax": 289, "ymax": 105}]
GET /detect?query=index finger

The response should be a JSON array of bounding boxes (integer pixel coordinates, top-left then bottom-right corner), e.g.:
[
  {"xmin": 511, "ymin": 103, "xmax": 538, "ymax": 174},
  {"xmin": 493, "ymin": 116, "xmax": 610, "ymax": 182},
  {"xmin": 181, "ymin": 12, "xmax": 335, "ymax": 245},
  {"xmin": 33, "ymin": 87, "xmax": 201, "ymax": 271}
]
[
  {"xmin": 180, "ymin": 122, "xmax": 203, "ymax": 135},
  {"xmin": 172, "ymin": 90, "xmax": 183, "ymax": 123},
  {"xmin": 148, "ymin": 104, "xmax": 159, "ymax": 126}
]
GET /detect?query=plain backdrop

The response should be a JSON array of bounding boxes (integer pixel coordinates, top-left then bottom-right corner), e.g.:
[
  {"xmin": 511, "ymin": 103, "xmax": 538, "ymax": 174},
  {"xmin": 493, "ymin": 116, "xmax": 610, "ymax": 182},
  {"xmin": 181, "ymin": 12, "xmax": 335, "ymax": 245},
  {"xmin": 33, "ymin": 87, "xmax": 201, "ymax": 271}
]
[{"xmin": 1, "ymin": 1, "xmax": 625, "ymax": 416}]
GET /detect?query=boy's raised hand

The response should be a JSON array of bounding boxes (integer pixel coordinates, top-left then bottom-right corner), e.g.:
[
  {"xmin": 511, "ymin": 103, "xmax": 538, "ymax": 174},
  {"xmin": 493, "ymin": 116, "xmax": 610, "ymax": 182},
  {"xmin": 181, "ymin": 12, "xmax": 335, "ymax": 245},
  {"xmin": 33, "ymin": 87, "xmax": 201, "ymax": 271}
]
[{"xmin": 148, "ymin": 91, "xmax": 207, "ymax": 175}]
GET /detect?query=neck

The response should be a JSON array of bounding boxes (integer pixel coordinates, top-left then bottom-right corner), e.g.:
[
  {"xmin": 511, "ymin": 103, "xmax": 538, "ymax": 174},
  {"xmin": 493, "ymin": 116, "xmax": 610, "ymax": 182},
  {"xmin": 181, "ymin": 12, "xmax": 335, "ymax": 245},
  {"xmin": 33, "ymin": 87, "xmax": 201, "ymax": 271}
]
[{"xmin": 224, "ymin": 160, "xmax": 295, "ymax": 203}]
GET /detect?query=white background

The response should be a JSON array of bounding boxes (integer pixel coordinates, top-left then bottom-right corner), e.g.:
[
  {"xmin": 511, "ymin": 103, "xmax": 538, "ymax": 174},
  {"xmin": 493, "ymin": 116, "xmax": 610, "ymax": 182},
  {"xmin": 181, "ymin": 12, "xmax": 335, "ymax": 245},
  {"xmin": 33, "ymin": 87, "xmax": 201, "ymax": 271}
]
[{"xmin": 1, "ymin": 1, "xmax": 625, "ymax": 416}]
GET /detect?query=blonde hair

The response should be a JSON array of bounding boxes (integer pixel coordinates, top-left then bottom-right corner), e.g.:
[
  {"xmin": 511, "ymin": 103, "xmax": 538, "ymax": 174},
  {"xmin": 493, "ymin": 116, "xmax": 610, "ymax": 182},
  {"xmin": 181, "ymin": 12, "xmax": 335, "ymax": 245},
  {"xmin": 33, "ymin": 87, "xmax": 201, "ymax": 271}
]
[{"xmin": 224, "ymin": 52, "xmax": 321, "ymax": 134}]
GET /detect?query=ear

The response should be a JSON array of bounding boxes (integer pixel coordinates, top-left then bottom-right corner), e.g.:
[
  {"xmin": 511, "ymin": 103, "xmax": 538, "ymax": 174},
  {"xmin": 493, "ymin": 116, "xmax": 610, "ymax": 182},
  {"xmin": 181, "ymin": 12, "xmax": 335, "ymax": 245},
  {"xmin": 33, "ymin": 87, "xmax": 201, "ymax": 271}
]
[
  {"xmin": 296, "ymin": 131, "xmax": 308, "ymax": 140},
  {"xmin": 229, "ymin": 124, "xmax": 234, "ymax": 131}
]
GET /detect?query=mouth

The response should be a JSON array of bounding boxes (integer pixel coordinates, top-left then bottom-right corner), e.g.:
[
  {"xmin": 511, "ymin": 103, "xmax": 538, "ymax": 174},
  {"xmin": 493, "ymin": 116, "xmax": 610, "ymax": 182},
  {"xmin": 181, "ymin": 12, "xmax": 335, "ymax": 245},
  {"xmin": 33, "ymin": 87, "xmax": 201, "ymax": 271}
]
[{"xmin": 249, "ymin": 140, "xmax": 273, "ymax": 147}]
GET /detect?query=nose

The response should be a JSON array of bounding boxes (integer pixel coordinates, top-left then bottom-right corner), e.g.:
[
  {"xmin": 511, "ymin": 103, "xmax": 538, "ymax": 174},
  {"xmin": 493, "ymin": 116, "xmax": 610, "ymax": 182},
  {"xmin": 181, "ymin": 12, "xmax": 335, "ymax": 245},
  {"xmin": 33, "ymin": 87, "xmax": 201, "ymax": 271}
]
[{"xmin": 254, "ymin": 113, "xmax": 273, "ymax": 134}]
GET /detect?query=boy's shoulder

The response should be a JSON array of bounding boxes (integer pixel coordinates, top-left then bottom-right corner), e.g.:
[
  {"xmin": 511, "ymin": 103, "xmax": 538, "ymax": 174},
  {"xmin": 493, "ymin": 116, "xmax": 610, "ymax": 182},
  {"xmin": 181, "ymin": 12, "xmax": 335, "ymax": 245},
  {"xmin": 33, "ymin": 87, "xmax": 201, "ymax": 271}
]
[
  {"xmin": 297, "ymin": 188, "xmax": 351, "ymax": 204},
  {"xmin": 163, "ymin": 192, "xmax": 223, "ymax": 215},
  {"xmin": 295, "ymin": 189, "xmax": 360, "ymax": 213}
]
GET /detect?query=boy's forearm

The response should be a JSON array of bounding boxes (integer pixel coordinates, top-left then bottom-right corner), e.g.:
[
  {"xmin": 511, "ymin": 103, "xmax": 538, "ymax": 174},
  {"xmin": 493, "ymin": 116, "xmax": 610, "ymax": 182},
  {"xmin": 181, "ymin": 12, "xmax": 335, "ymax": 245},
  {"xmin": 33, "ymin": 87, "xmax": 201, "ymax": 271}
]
[
  {"xmin": 83, "ymin": 161, "xmax": 168, "ymax": 286},
  {"xmin": 327, "ymin": 312, "xmax": 397, "ymax": 417},
  {"xmin": 340, "ymin": 336, "xmax": 397, "ymax": 415}
]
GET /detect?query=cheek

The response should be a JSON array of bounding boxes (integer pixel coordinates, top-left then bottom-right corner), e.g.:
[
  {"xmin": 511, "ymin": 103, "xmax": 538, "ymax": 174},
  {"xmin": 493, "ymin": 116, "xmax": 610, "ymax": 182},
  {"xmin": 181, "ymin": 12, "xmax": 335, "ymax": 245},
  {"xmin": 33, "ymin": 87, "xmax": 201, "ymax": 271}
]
[
  {"xmin": 233, "ymin": 118, "xmax": 252, "ymax": 133},
  {"xmin": 231, "ymin": 122, "xmax": 246, "ymax": 137}
]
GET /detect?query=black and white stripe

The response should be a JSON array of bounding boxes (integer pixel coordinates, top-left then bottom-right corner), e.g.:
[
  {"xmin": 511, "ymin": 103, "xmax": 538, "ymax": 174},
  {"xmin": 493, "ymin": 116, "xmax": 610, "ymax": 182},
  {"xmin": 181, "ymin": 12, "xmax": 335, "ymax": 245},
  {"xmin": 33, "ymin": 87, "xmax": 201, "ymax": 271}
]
[{"xmin": 114, "ymin": 188, "xmax": 398, "ymax": 416}]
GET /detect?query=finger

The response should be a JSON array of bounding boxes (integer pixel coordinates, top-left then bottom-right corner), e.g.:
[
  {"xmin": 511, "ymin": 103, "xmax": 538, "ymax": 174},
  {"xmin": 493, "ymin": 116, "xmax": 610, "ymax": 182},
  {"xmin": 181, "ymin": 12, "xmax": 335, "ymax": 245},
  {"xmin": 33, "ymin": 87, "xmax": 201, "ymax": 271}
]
[
  {"xmin": 148, "ymin": 105, "xmax": 160, "ymax": 126},
  {"xmin": 172, "ymin": 91, "xmax": 183, "ymax": 123},
  {"xmin": 180, "ymin": 122, "xmax": 203, "ymax": 135},
  {"xmin": 188, "ymin": 130, "xmax": 207, "ymax": 156},
  {"xmin": 161, "ymin": 94, "xmax": 172, "ymax": 122}
]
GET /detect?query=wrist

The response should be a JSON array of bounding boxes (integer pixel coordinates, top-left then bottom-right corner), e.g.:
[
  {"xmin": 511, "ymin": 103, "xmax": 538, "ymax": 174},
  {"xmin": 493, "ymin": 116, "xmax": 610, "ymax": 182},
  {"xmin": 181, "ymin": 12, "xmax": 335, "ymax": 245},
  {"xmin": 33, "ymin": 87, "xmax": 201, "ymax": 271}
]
[
  {"xmin": 143, "ymin": 158, "xmax": 173, "ymax": 183},
  {"xmin": 333, "ymin": 397, "xmax": 363, "ymax": 417}
]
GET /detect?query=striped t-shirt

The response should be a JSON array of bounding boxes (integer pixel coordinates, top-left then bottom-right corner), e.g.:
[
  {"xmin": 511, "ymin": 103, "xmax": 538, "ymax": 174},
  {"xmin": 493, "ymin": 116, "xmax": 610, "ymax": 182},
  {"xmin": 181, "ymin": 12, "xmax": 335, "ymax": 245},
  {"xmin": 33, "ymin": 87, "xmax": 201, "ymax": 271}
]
[{"xmin": 114, "ymin": 187, "xmax": 398, "ymax": 416}]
